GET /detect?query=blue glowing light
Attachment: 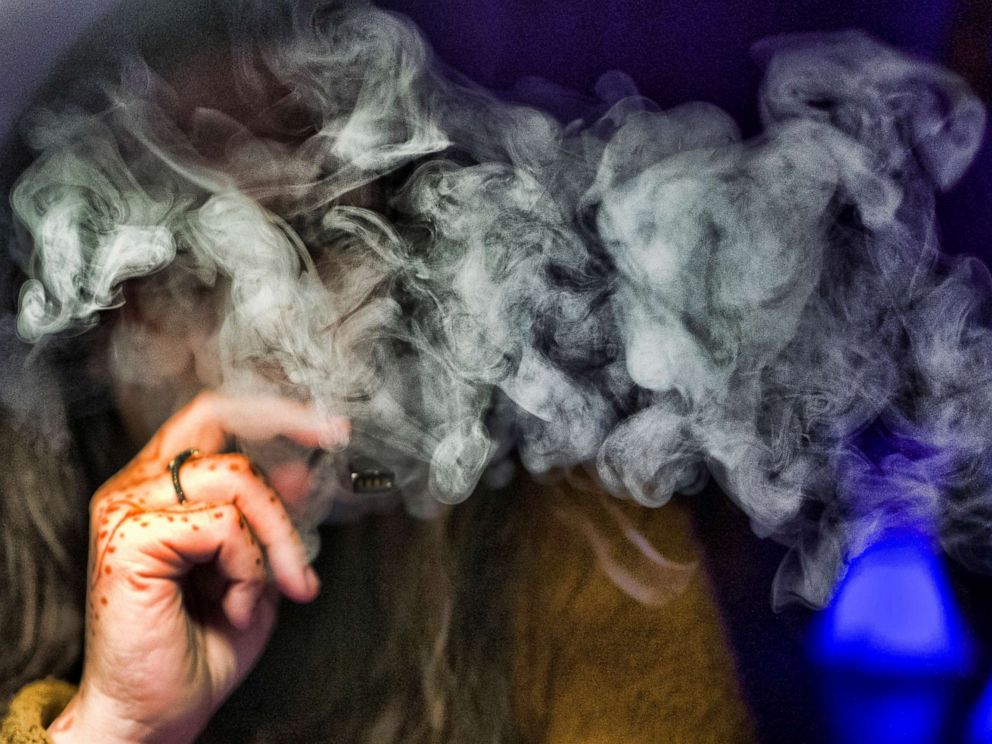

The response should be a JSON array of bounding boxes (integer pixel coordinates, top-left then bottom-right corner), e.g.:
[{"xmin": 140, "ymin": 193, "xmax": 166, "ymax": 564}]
[
  {"xmin": 968, "ymin": 676, "xmax": 992, "ymax": 744},
  {"xmin": 810, "ymin": 530, "xmax": 973, "ymax": 744},
  {"xmin": 812, "ymin": 531, "xmax": 972, "ymax": 676}
]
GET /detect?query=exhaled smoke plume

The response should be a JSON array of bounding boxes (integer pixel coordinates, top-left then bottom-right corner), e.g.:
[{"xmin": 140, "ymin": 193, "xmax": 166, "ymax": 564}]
[{"xmin": 7, "ymin": 2, "xmax": 988, "ymax": 606}]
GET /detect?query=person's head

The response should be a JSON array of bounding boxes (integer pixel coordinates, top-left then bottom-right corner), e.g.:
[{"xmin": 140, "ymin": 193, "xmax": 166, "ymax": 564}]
[{"xmin": 0, "ymin": 10, "xmax": 523, "ymax": 736}]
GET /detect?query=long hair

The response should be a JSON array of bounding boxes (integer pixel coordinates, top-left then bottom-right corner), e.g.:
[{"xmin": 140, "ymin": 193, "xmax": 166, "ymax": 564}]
[
  {"xmin": 0, "ymin": 421, "xmax": 84, "ymax": 704},
  {"xmin": 0, "ymin": 334, "xmax": 88, "ymax": 704},
  {"xmin": 197, "ymin": 476, "xmax": 525, "ymax": 744}
]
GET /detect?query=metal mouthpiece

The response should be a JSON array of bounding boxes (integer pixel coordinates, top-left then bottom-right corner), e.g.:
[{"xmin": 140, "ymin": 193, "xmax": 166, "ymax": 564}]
[{"xmin": 349, "ymin": 458, "xmax": 395, "ymax": 494}]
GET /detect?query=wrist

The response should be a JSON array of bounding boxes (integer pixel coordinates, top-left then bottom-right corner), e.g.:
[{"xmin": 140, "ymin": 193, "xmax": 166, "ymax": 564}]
[{"xmin": 47, "ymin": 687, "xmax": 187, "ymax": 744}]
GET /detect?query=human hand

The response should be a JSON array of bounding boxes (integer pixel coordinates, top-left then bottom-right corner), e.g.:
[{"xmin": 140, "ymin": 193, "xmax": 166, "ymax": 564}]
[{"xmin": 47, "ymin": 391, "xmax": 350, "ymax": 744}]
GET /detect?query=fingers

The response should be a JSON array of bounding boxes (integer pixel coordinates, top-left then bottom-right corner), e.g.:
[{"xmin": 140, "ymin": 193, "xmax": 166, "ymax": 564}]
[
  {"xmin": 98, "ymin": 453, "xmax": 318, "ymax": 603},
  {"xmin": 121, "ymin": 391, "xmax": 351, "ymax": 479},
  {"xmin": 95, "ymin": 503, "xmax": 291, "ymax": 631},
  {"xmin": 175, "ymin": 455, "xmax": 320, "ymax": 603},
  {"xmin": 203, "ymin": 583, "xmax": 281, "ymax": 688},
  {"xmin": 91, "ymin": 390, "xmax": 338, "ymax": 609}
]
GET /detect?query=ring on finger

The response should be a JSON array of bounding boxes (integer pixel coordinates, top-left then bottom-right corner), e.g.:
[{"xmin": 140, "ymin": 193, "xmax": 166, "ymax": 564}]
[{"xmin": 168, "ymin": 448, "xmax": 201, "ymax": 505}]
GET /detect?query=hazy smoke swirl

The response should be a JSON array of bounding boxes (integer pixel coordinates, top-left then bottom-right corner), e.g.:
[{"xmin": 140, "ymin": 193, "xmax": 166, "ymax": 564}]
[{"xmin": 8, "ymin": 2, "xmax": 988, "ymax": 606}]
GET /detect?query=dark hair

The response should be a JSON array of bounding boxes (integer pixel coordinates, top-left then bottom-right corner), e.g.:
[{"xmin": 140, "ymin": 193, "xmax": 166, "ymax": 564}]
[{"xmin": 0, "ymin": 400, "xmax": 86, "ymax": 703}]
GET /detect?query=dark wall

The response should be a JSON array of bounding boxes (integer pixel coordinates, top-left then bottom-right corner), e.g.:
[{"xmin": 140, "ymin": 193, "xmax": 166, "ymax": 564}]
[{"xmin": 379, "ymin": 0, "xmax": 991, "ymax": 261}]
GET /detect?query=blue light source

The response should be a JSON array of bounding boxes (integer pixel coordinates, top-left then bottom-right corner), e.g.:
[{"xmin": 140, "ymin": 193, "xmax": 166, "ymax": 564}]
[
  {"xmin": 968, "ymin": 675, "xmax": 992, "ymax": 744},
  {"xmin": 812, "ymin": 531, "xmax": 972, "ymax": 676},
  {"xmin": 810, "ymin": 530, "xmax": 973, "ymax": 744}
]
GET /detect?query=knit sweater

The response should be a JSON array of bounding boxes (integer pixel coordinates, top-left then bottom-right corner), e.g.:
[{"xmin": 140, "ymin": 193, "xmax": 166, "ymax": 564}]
[
  {"xmin": 0, "ymin": 680, "xmax": 75, "ymax": 744},
  {"xmin": 1, "ymin": 486, "xmax": 756, "ymax": 743}
]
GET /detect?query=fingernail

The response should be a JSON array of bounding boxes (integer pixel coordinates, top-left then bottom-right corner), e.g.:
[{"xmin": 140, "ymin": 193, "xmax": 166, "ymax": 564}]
[{"xmin": 304, "ymin": 565, "xmax": 321, "ymax": 596}]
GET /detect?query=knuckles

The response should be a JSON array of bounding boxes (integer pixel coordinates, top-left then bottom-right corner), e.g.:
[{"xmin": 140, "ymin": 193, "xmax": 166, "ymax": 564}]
[{"xmin": 185, "ymin": 453, "xmax": 272, "ymax": 491}]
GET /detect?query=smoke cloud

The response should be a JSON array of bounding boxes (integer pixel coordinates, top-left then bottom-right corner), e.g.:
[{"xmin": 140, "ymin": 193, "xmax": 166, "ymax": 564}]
[{"xmin": 7, "ymin": 3, "xmax": 988, "ymax": 606}]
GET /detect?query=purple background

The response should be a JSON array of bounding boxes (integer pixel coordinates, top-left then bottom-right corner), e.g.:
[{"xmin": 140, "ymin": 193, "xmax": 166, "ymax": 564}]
[{"xmin": 381, "ymin": 0, "xmax": 991, "ymax": 262}]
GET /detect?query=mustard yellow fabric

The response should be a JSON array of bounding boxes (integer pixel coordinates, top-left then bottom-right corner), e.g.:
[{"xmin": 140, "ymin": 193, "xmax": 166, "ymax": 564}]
[
  {"xmin": 0, "ymin": 679, "xmax": 75, "ymax": 744},
  {"xmin": 512, "ymin": 483, "xmax": 757, "ymax": 743}
]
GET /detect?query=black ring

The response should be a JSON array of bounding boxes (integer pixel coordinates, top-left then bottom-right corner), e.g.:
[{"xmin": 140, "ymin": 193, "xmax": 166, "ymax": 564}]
[{"xmin": 169, "ymin": 448, "xmax": 200, "ymax": 505}]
